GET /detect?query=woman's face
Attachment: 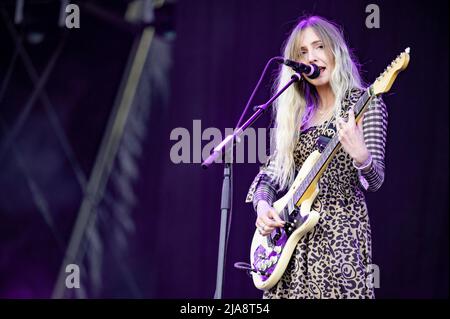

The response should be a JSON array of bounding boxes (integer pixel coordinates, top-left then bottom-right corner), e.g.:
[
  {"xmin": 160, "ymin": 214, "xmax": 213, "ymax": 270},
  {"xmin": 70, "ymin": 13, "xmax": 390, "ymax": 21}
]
[{"xmin": 297, "ymin": 27, "xmax": 335, "ymax": 88}]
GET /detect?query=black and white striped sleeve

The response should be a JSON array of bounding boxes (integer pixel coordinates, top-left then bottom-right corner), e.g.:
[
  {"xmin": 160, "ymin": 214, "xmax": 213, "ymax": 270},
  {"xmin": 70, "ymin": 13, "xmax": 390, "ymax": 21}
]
[
  {"xmin": 245, "ymin": 157, "xmax": 279, "ymax": 212},
  {"xmin": 358, "ymin": 95, "xmax": 388, "ymax": 192}
]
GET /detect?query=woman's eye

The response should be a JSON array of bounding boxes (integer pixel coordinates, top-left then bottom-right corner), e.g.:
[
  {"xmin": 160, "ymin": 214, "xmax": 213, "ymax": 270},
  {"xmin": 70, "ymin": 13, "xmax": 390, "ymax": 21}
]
[{"xmin": 317, "ymin": 45, "xmax": 324, "ymax": 49}]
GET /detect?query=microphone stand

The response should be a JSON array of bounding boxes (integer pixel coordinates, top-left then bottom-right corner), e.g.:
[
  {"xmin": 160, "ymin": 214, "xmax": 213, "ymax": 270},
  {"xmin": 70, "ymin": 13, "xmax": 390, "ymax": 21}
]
[{"xmin": 202, "ymin": 72, "xmax": 302, "ymax": 299}]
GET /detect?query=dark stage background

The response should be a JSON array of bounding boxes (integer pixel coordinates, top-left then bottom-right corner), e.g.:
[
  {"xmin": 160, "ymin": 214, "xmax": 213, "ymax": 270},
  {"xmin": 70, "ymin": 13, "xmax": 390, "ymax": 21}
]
[{"xmin": 0, "ymin": 0, "xmax": 448, "ymax": 299}]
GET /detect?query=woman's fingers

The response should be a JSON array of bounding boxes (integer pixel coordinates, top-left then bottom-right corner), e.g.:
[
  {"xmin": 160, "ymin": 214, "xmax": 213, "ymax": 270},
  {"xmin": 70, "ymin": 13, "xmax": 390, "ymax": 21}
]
[
  {"xmin": 357, "ymin": 114, "xmax": 365, "ymax": 131},
  {"xmin": 255, "ymin": 218, "xmax": 274, "ymax": 236},
  {"xmin": 260, "ymin": 215, "xmax": 278, "ymax": 228},
  {"xmin": 268, "ymin": 209, "xmax": 285, "ymax": 226},
  {"xmin": 255, "ymin": 207, "xmax": 285, "ymax": 236},
  {"xmin": 336, "ymin": 117, "xmax": 346, "ymax": 135},
  {"xmin": 262, "ymin": 210, "xmax": 284, "ymax": 228},
  {"xmin": 347, "ymin": 108, "xmax": 356, "ymax": 128}
]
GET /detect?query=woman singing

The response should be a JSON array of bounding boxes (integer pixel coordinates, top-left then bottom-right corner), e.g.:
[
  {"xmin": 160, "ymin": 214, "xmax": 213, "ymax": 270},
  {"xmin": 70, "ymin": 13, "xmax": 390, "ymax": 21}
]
[{"xmin": 246, "ymin": 15, "xmax": 388, "ymax": 299}]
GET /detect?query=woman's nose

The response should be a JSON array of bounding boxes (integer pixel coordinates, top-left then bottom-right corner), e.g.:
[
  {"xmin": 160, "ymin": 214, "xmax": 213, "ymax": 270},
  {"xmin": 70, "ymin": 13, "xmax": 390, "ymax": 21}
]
[{"xmin": 307, "ymin": 52, "xmax": 318, "ymax": 64}]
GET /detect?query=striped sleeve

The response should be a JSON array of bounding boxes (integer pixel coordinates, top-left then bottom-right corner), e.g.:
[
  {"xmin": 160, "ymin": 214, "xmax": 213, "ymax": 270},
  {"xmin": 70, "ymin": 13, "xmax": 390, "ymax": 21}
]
[
  {"xmin": 358, "ymin": 95, "xmax": 388, "ymax": 192},
  {"xmin": 245, "ymin": 157, "xmax": 279, "ymax": 212}
]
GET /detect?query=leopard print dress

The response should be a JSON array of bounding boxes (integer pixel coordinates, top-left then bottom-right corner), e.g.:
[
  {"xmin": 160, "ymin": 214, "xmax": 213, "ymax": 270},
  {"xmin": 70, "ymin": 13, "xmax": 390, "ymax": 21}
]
[{"xmin": 246, "ymin": 89, "xmax": 387, "ymax": 299}]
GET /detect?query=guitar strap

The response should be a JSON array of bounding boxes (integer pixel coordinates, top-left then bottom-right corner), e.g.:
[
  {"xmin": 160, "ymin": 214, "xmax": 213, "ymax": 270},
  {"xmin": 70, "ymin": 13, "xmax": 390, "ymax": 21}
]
[{"xmin": 316, "ymin": 113, "xmax": 337, "ymax": 152}]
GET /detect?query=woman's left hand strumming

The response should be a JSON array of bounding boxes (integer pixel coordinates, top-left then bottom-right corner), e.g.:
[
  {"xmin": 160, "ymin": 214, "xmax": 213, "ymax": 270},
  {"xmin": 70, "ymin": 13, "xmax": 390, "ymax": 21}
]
[{"xmin": 336, "ymin": 108, "xmax": 370, "ymax": 166}]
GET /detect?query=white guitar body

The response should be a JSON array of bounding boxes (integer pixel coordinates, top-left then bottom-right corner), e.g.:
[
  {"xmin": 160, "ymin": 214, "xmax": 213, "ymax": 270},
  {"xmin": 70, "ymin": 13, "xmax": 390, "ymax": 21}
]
[{"xmin": 250, "ymin": 150, "xmax": 321, "ymax": 291}]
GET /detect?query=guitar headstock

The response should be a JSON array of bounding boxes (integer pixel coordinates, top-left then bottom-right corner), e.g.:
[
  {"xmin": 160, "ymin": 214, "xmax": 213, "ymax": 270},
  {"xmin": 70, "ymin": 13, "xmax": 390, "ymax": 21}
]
[{"xmin": 371, "ymin": 47, "xmax": 410, "ymax": 96}]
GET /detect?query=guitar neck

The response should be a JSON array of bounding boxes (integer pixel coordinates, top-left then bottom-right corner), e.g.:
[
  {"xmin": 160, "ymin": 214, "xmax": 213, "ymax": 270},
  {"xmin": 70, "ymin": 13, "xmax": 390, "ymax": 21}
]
[{"xmin": 292, "ymin": 88, "xmax": 373, "ymax": 207}]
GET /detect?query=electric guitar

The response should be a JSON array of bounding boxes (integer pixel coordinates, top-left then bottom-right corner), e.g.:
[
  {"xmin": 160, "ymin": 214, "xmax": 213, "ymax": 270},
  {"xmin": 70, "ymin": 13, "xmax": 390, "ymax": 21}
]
[{"xmin": 249, "ymin": 48, "xmax": 411, "ymax": 291}]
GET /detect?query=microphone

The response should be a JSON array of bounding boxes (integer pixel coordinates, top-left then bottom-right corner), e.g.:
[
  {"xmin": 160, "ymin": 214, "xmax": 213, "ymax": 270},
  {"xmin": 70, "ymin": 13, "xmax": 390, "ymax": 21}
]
[{"xmin": 280, "ymin": 59, "xmax": 321, "ymax": 79}]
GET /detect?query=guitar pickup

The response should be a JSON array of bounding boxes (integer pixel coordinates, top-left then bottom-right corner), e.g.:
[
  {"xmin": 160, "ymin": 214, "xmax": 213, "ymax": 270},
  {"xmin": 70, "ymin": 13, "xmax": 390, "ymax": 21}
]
[{"xmin": 271, "ymin": 228, "xmax": 282, "ymax": 242}]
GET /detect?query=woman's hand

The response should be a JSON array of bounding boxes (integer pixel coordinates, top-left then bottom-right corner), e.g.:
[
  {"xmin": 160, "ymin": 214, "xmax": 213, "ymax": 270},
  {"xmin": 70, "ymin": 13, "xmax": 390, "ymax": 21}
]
[
  {"xmin": 255, "ymin": 201, "xmax": 285, "ymax": 236},
  {"xmin": 336, "ymin": 108, "xmax": 370, "ymax": 166}
]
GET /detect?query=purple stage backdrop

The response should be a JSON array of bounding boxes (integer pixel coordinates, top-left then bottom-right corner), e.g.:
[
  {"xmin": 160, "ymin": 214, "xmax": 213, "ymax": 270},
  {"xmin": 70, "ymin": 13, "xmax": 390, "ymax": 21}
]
[{"xmin": 0, "ymin": 0, "xmax": 448, "ymax": 299}]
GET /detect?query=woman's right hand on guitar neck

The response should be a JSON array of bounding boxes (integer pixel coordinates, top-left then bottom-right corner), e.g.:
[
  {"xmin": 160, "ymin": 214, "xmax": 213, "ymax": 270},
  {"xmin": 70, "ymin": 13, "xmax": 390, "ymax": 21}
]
[{"xmin": 256, "ymin": 201, "xmax": 285, "ymax": 236}]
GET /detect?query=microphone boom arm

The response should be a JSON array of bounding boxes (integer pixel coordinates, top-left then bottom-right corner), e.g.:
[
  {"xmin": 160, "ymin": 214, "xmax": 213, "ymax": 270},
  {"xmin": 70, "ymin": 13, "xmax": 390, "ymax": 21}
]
[{"xmin": 201, "ymin": 72, "xmax": 302, "ymax": 168}]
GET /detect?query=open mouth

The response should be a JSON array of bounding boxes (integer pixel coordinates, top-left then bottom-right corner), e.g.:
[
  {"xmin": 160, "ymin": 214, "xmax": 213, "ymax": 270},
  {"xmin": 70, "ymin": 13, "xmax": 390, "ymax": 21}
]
[{"xmin": 318, "ymin": 66, "xmax": 326, "ymax": 72}]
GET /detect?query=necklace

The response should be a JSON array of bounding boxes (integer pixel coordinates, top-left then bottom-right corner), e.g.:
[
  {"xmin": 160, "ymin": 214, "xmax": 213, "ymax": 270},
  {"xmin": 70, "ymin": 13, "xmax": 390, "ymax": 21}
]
[{"xmin": 316, "ymin": 106, "xmax": 333, "ymax": 120}]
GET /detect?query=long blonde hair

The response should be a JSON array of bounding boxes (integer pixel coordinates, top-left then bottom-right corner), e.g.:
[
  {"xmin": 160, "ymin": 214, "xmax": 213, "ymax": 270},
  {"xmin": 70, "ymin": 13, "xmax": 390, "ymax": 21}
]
[{"xmin": 271, "ymin": 16, "xmax": 363, "ymax": 190}]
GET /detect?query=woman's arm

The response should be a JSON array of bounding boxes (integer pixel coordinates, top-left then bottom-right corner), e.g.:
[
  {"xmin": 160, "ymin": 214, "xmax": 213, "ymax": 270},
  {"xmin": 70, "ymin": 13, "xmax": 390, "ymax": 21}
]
[
  {"xmin": 245, "ymin": 158, "xmax": 279, "ymax": 211},
  {"xmin": 357, "ymin": 95, "xmax": 388, "ymax": 192},
  {"xmin": 337, "ymin": 94, "xmax": 388, "ymax": 192}
]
